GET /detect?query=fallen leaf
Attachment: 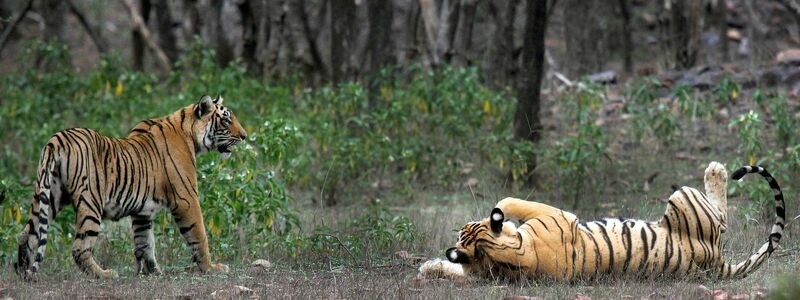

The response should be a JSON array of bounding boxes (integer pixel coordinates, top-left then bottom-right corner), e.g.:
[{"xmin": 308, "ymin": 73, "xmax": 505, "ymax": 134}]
[{"xmin": 251, "ymin": 259, "xmax": 272, "ymax": 268}]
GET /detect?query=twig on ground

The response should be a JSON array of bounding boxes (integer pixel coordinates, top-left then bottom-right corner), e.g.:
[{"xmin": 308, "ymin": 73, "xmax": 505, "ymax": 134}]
[{"xmin": 314, "ymin": 233, "xmax": 355, "ymax": 259}]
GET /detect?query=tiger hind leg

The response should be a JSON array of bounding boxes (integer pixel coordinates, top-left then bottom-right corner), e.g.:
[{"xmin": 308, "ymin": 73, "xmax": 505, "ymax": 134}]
[
  {"xmin": 72, "ymin": 194, "xmax": 117, "ymax": 278},
  {"xmin": 16, "ymin": 205, "xmax": 39, "ymax": 279},
  {"xmin": 704, "ymin": 161, "xmax": 728, "ymax": 230},
  {"xmin": 132, "ymin": 214, "xmax": 162, "ymax": 275}
]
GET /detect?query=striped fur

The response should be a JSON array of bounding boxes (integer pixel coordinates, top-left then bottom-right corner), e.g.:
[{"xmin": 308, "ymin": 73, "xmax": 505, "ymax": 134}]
[
  {"xmin": 423, "ymin": 162, "xmax": 784, "ymax": 281},
  {"xmin": 15, "ymin": 95, "xmax": 246, "ymax": 280}
]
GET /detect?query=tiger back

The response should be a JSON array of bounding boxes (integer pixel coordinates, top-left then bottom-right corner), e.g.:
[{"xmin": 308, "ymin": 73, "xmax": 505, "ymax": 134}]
[{"xmin": 15, "ymin": 95, "xmax": 246, "ymax": 279}]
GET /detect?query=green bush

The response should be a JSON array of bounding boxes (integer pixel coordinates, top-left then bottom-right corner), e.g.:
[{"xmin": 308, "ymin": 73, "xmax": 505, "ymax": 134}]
[{"xmin": 547, "ymin": 82, "xmax": 607, "ymax": 208}]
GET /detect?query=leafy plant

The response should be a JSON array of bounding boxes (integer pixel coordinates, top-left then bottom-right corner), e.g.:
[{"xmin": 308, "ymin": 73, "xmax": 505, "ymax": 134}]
[
  {"xmin": 626, "ymin": 77, "xmax": 681, "ymax": 145},
  {"xmin": 549, "ymin": 82, "xmax": 607, "ymax": 208},
  {"xmin": 729, "ymin": 110, "xmax": 762, "ymax": 165}
]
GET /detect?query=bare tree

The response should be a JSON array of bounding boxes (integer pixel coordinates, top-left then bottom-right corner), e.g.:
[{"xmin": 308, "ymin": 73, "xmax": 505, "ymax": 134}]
[
  {"xmin": 669, "ymin": 0, "xmax": 701, "ymax": 69},
  {"xmin": 453, "ymin": 0, "xmax": 477, "ymax": 67},
  {"xmin": 286, "ymin": 0, "xmax": 326, "ymax": 82},
  {"xmin": 392, "ymin": 0, "xmax": 420, "ymax": 69},
  {"xmin": 618, "ymin": 0, "xmax": 633, "ymax": 73},
  {"xmin": 262, "ymin": 0, "xmax": 286, "ymax": 76},
  {"xmin": 239, "ymin": 0, "xmax": 263, "ymax": 74},
  {"xmin": 514, "ymin": 0, "xmax": 548, "ymax": 185},
  {"xmin": 0, "ymin": 0, "xmax": 33, "ymax": 56},
  {"xmin": 42, "ymin": 0, "xmax": 67, "ymax": 44},
  {"xmin": 563, "ymin": 0, "xmax": 606, "ymax": 77},
  {"xmin": 154, "ymin": 0, "xmax": 177, "ymax": 63},
  {"xmin": 434, "ymin": 0, "xmax": 460, "ymax": 65},
  {"xmin": 211, "ymin": 0, "xmax": 234, "ymax": 67},
  {"xmin": 485, "ymin": 0, "xmax": 518, "ymax": 88},
  {"xmin": 331, "ymin": 0, "xmax": 357, "ymax": 83},
  {"xmin": 124, "ymin": 0, "xmax": 172, "ymax": 72},
  {"xmin": 713, "ymin": 0, "xmax": 729, "ymax": 63},
  {"xmin": 132, "ymin": 0, "xmax": 152, "ymax": 70},
  {"xmin": 366, "ymin": 0, "xmax": 394, "ymax": 103}
]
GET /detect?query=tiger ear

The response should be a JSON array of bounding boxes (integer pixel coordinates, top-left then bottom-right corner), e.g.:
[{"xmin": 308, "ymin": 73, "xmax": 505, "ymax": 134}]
[
  {"xmin": 490, "ymin": 208, "xmax": 504, "ymax": 233},
  {"xmin": 446, "ymin": 247, "xmax": 470, "ymax": 264},
  {"xmin": 214, "ymin": 95, "xmax": 224, "ymax": 105},
  {"xmin": 196, "ymin": 95, "xmax": 215, "ymax": 117}
]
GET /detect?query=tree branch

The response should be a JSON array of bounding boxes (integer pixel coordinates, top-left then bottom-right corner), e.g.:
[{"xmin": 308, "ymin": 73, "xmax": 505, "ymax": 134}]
[
  {"xmin": 0, "ymin": 0, "xmax": 33, "ymax": 57},
  {"xmin": 122, "ymin": 0, "xmax": 172, "ymax": 72},
  {"xmin": 67, "ymin": 0, "xmax": 108, "ymax": 53}
]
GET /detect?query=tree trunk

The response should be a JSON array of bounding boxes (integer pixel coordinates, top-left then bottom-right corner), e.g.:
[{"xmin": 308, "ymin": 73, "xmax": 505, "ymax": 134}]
[
  {"xmin": 392, "ymin": 0, "xmax": 419, "ymax": 69},
  {"xmin": 154, "ymin": 0, "xmax": 177, "ymax": 63},
  {"xmin": 331, "ymin": 0, "xmax": 356, "ymax": 84},
  {"xmin": 485, "ymin": 0, "xmax": 518, "ymax": 88},
  {"xmin": 286, "ymin": 0, "xmax": 326, "ymax": 82},
  {"xmin": 563, "ymin": 0, "xmax": 604, "ymax": 77},
  {"xmin": 514, "ymin": 0, "xmax": 547, "ymax": 186},
  {"xmin": 670, "ymin": 0, "xmax": 701, "ymax": 69},
  {"xmin": 132, "ymin": 0, "xmax": 152, "ymax": 71},
  {"xmin": 239, "ymin": 0, "xmax": 262, "ymax": 74},
  {"xmin": 366, "ymin": 0, "xmax": 394, "ymax": 104},
  {"xmin": 434, "ymin": 0, "xmax": 460, "ymax": 65},
  {"xmin": 211, "ymin": 0, "xmax": 234, "ymax": 67},
  {"xmin": 452, "ymin": 0, "xmax": 477, "ymax": 67},
  {"xmin": 42, "ymin": 0, "xmax": 67, "ymax": 44},
  {"xmin": 714, "ymin": 0, "xmax": 729, "ymax": 63},
  {"xmin": 778, "ymin": 0, "xmax": 800, "ymax": 38},
  {"xmin": 67, "ymin": 0, "xmax": 109, "ymax": 53},
  {"xmin": 617, "ymin": 0, "xmax": 633, "ymax": 73},
  {"xmin": 184, "ymin": 0, "xmax": 202, "ymax": 39},
  {"xmin": 263, "ymin": 0, "xmax": 285, "ymax": 77}
]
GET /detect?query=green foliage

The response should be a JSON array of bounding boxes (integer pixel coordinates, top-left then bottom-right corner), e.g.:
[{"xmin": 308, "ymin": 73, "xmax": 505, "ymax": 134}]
[
  {"xmin": 763, "ymin": 92, "xmax": 796, "ymax": 149},
  {"xmin": 626, "ymin": 78, "xmax": 681, "ymax": 144},
  {"xmin": 298, "ymin": 66, "xmax": 516, "ymax": 201},
  {"xmin": 729, "ymin": 110, "xmax": 762, "ymax": 164},
  {"xmin": 674, "ymin": 84, "xmax": 713, "ymax": 120},
  {"xmin": 197, "ymin": 118, "xmax": 303, "ymax": 260},
  {"xmin": 547, "ymin": 82, "xmax": 607, "ymax": 207},
  {"xmin": 713, "ymin": 77, "xmax": 740, "ymax": 105}
]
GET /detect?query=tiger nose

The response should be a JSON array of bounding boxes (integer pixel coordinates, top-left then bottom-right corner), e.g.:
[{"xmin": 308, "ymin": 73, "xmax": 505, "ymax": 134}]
[{"xmin": 238, "ymin": 132, "xmax": 247, "ymax": 140}]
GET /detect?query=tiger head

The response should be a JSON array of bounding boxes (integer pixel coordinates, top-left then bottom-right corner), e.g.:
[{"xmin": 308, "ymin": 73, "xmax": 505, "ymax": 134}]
[
  {"xmin": 193, "ymin": 95, "xmax": 247, "ymax": 159},
  {"xmin": 446, "ymin": 208, "xmax": 525, "ymax": 277}
]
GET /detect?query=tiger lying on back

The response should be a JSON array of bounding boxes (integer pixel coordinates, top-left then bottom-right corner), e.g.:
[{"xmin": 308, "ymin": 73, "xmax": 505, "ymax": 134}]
[
  {"xmin": 421, "ymin": 162, "xmax": 785, "ymax": 280},
  {"xmin": 15, "ymin": 96, "xmax": 246, "ymax": 279}
]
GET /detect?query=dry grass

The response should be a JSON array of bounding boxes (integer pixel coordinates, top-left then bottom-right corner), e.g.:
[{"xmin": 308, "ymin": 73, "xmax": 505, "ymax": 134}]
[{"xmin": 2, "ymin": 187, "xmax": 797, "ymax": 299}]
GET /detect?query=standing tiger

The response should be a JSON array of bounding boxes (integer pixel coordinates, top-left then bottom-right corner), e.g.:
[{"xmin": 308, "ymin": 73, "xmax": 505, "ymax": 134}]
[
  {"xmin": 15, "ymin": 95, "xmax": 246, "ymax": 279},
  {"xmin": 420, "ymin": 162, "xmax": 785, "ymax": 280}
]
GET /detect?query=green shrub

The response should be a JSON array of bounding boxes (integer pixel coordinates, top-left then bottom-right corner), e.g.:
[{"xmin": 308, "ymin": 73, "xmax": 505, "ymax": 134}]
[{"xmin": 547, "ymin": 82, "xmax": 607, "ymax": 208}]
